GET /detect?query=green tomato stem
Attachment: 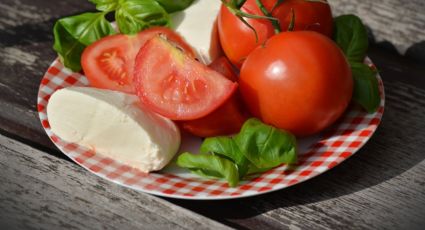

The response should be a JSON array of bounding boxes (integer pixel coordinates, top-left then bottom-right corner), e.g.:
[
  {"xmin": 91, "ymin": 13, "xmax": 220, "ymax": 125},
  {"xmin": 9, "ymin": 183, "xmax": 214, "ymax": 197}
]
[
  {"xmin": 287, "ymin": 8, "xmax": 295, "ymax": 31},
  {"xmin": 255, "ymin": 0, "xmax": 281, "ymax": 34},
  {"xmin": 235, "ymin": 0, "xmax": 247, "ymax": 8}
]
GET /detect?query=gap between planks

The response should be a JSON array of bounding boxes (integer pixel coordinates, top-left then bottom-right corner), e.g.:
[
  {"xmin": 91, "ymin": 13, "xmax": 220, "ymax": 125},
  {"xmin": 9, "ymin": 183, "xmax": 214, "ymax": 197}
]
[{"xmin": 0, "ymin": 134, "xmax": 232, "ymax": 230}]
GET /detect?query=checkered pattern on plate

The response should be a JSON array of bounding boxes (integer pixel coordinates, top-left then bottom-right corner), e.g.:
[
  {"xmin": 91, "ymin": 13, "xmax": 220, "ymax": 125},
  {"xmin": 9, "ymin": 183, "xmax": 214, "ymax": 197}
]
[{"xmin": 37, "ymin": 59, "xmax": 385, "ymax": 200}]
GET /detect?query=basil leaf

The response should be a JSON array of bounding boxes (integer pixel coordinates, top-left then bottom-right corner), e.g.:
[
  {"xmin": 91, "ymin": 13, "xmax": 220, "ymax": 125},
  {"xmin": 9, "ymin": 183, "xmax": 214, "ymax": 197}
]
[
  {"xmin": 247, "ymin": 164, "xmax": 272, "ymax": 175},
  {"xmin": 351, "ymin": 62, "xmax": 381, "ymax": 113},
  {"xmin": 53, "ymin": 12, "xmax": 115, "ymax": 71},
  {"xmin": 235, "ymin": 118, "xmax": 297, "ymax": 169},
  {"xmin": 53, "ymin": 23, "xmax": 86, "ymax": 71},
  {"xmin": 154, "ymin": 0, "xmax": 194, "ymax": 13},
  {"xmin": 200, "ymin": 137, "xmax": 250, "ymax": 177},
  {"xmin": 177, "ymin": 119, "xmax": 297, "ymax": 186},
  {"xmin": 116, "ymin": 0, "xmax": 170, "ymax": 34},
  {"xmin": 334, "ymin": 14, "xmax": 368, "ymax": 63},
  {"xmin": 177, "ymin": 153, "xmax": 239, "ymax": 187},
  {"xmin": 333, "ymin": 14, "xmax": 381, "ymax": 113},
  {"xmin": 89, "ymin": 0, "xmax": 119, "ymax": 12}
]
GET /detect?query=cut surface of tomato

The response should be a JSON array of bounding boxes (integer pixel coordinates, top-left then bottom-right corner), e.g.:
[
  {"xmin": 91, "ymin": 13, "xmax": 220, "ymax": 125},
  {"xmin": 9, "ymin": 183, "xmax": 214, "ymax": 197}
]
[
  {"xmin": 81, "ymin": 27, "xmax": 195, "ymax": 94},
  {"xmin": 181, "ymin": 57, "xmax": 249, "ymax": 137},
  {"xmin": 134, "ymin": 37, "xmax": 238, "ymax": 120}
]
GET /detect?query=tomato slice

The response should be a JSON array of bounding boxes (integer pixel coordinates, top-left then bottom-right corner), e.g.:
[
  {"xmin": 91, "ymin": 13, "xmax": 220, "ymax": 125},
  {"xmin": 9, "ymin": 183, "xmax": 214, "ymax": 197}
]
[
  {"xmin": 181, "ymin": 57, "xmax": 249, "ymax": 137},
  {"xmin": 134, "ymin": 37, "xmax": 238, "ymax": 120},
  {"xmin": 81, "ymin": 27, "xmax": 195, "ymax": 94}
]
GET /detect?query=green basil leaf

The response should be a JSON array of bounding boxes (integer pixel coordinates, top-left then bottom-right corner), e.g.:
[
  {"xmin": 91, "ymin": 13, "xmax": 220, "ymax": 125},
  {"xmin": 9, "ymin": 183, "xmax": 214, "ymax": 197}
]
[
  {"xmin": 235, "ymin": 118, "xmax": 297, "ymax": 169},
  {"xmin": 334, "ymin": 14, "xmax": 368, "ymax": 63},
  {"xmin": 351, "ymin": 62, "xmax": 381, "ymax": 113},
  {"xmin": 177, "ymin": 153, "xmax": 239, "ymax": 187},
  {"xmin": 116, "ymin": 0, "xmax": 170, "ymax": 34},
  {"xmin": 89, "ymin": 0, "xmax": 119, "ymax": 12},
  {"xmin": 53, "ymin": 23, "xmax": 86, "ymax": 71},
  {"xmin": 53, "ymin": 12, "xmax": 115, "ymax": 71},
  {"xmin": 246, "ymin": 164, "xmax": 273, "ymax": 175},
  {"xmin": 154, "ymin": 0, "xmax": 194, "ymax": 13},
  {"xmin": 200, "ymin": 137, "xmax": 250, "ymax": 177}
]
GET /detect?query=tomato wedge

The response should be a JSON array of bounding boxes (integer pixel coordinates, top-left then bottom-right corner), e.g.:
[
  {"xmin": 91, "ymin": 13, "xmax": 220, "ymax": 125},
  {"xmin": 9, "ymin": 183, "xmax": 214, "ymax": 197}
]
[
  {"xmin": 134, "ymin": 37, "xmax": 238, "ymax": 120},
  {"xmin": 181, "ymin": 57, "xmax": 249, "ymax": 137},
  {"xmin": 81, "ymin": 27, "xmax": 195, "ymax": 94}
]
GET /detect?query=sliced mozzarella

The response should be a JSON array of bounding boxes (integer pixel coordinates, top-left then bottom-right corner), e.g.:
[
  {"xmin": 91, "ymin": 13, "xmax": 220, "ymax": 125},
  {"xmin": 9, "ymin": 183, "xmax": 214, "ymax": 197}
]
[
  {"xmin": 171, "ymin": 0, "xmax": 222, "ymax": 64},
  {"xmin": 47, "ymin": 87, "xmax": 181, "ymax": 173}
]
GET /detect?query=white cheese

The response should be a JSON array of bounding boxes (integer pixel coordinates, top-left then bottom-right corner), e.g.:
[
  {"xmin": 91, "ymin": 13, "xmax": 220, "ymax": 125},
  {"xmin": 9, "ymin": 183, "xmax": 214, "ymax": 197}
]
[
  {"xmin": 171, "ymin": 0, "xmax": 222, "ymax": 64},
  {"xmin": 47, "ymin": 87, "xmax": 181, "ymax": 173}
]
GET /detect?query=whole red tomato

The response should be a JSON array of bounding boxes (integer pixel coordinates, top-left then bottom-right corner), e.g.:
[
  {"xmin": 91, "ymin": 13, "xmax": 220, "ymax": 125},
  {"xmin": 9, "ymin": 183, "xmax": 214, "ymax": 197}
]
[
  {"xmin": 218, "ymin": 0, "xmax": 333, "ymax": 67},
  {"xmin": 239, "ymin": 31, "xmax": 353, "ymax": 137}
]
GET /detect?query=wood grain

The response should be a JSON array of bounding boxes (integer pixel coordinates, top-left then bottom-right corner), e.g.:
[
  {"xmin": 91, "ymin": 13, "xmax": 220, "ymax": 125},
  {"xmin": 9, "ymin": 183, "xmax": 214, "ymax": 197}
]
[
  {"xmin": 170, "ymin": 80, "xmax": 425, "ymax": 230},
  {"xmin": 0, "ymin": 0, "xmax": 424, "ymax": 153},
  {"xmin": 329, "ymin": 0, "xmax": 425, "ymax": 56},
  {"xmin": 0, "ymin": 0, "xmax": 425, "ymax": 229},
  {"xmin": 0, "ymin": 134, "xmax": 232, "ymax": 230},
  {"xmin": 0, "ymin": 0, "xmax": 95, "ymax": 150},
  {"xmin": 1, "ymin": 79, "xmax": 424, "ymax": 229}
]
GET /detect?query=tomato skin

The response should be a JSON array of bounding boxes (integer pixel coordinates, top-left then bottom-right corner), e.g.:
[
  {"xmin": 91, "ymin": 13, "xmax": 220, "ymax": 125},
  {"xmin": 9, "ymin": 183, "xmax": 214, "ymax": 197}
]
[
  {"xmin": 81, "ymin": 27, "xmax": 195, "ymax": 94},
  {"xmin": 239, "ymin": 31, "xmax": 352, "ymax": 137},
  {"xmin": 134, "ymin": 37, "xmax": 238, "ymax": 121},
  {"xmin": 181, "ymin": 95, "xmax": 249, "ymax": 137},
  {"xmin": 271, "ymin": 0, "xmax": 333, "ymax": 36},
  {"xmin": 218, "ymin": 0, "xmax": 333, "ymax": 67},
  {"xmin": 181, "ymin": 57, "xmax": 249, "ymax": 137},
  {"xmin": 218, "ymin": 2, "xmax": 273, "ymax": 68},
  {"xmin": 206, "ymin": 56, "xmax": 238, "ymax": 82}
]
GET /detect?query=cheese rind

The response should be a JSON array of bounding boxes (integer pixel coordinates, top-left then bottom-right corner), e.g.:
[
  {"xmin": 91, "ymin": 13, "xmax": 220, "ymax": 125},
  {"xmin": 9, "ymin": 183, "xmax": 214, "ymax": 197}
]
[
  {"xmin": 47, "ymin": 87, "xmax": 180, "ymax": 173},
  {"xmin": 171, "ymin": 0, "xmax": 222, "ymax": 64}
]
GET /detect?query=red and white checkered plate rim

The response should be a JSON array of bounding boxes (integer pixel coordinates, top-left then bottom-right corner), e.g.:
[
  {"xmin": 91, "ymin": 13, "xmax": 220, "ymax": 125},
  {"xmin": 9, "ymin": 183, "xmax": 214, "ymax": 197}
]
[{"xmin": 37, "ymin": 58, "xmax": 385, "ymax": 200}]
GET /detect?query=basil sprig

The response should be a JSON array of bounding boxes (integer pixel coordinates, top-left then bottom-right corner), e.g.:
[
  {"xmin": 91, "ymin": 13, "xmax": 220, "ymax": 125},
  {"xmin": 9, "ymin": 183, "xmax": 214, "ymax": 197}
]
[
  {"xmin": 89, "ymin": 0, "xmax": 119, "ymax": 12},
  {"xmin": 177, "ymin": 153, "xmax": 240, "ymax": 187},
  {"xmin": 116, "ymin": 0, "xmax": 170, "ymax": 34},
  {"xmin": 155, "ymin": 0, "xmax": 195, "ymax": 13},
  {"xmin": 53, "ymin": 0, "xmax": 194, "ymax": 71},
  {"xmin": 333, "ymin": 14, "xmax": 381, "ymax": 113},
  {"xmin": 351, "ymin": 62, "xmax": 381, "ymax": 112},
  {"xmin": 177, "ymin": 118, "xmax": 297, "ymax": 187},
  {"xmin": 53, "ymin": 12, "xmax": 115, "ymax": 72},
  {"xmin": 235, "ymin": 118, "xmax": 297, "ymax": 169}
]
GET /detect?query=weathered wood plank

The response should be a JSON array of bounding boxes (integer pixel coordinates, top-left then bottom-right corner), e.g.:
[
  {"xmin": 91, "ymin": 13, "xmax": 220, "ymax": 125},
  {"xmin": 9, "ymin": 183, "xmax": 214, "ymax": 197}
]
[
  {"xmin": 328, "ymin": 0, "xmax": 425, "ymax": 60},
  {"xmin": 0, "ymin": 0, "xmax": 95, "ymax": 150},
  {"xmin": 0, "ymin": 0, "xmax": 425, "ymax": 229},
  {"xmin": 0, "ymin": 0, "xmax": 424, "ymax": 152},
  {"xmin": 3, "ymin": 76, "xmax": 425, "ymax": 229},
  {"xmin": 169, "ymin": 80, "xmax": 425, "ymax": 229},
  {"xmin": 0, "ymin": 134, "xmax": 232, "ymax": 230}
]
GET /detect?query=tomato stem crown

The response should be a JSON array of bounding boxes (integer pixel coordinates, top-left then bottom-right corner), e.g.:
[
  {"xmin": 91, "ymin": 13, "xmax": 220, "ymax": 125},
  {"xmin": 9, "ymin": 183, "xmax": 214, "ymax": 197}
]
[
  {"xmin": 222, "ymin": 0, "xmax": 280, "ymax": 42},
  {"xmin": 287, "ymin": 8, "xmax": 295, "ymax": 31},
  {"xmin": 255, "ymin": 0, "xmax": 281, "ymax": 34}
]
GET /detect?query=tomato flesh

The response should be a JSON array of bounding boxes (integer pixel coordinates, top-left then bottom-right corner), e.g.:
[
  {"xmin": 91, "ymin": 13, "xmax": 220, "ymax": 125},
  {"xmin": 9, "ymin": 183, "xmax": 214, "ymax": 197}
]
[
  {"xmin": 181, "ymin": 57, "xmax": 249, "ymax": 137},
  {"xmin": 134, "ymin": 37, "xmax": 238, "ymax": 120},
  {"xmin": 218, "ymin": 0, "xmax": 333, "ymax": 67},
  {"xmin": 240, "ymin": 32, "xmax": 353, "ymax": 136},
  {"xmin": 81, "ymin": 27, "xmax": 195, "ymax": 94}
]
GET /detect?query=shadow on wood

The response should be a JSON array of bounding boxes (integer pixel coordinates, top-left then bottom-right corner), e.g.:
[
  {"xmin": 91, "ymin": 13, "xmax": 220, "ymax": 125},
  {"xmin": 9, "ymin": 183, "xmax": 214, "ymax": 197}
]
[{"xmin": 169, "ymin": 61, "xmax": 425, "ymax": 229}]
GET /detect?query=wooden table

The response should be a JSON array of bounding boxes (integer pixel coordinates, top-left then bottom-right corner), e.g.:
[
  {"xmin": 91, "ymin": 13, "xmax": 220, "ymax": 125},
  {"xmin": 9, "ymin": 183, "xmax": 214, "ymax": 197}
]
[{"xmin": 1, "ymin": 0, "xmax": 424, "ymax": 229}]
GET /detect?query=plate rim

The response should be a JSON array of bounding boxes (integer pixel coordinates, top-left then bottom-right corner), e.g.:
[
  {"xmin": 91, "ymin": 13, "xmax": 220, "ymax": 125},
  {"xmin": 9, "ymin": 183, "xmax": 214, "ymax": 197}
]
[{"xmin": 37, "ymin": 58, "xmax": 385, "ymax": 200}]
